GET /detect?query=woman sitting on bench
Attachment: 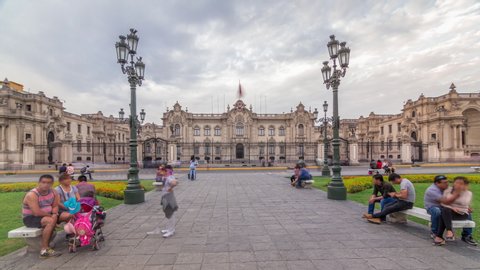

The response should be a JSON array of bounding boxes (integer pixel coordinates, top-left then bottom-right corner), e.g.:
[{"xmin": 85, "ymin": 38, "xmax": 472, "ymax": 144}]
[{"xmin": 433, "ymin": 176, "xmax": 472, "ymax": 246}]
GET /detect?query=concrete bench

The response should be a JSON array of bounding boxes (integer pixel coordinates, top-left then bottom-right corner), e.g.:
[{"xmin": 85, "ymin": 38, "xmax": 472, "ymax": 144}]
[
  {"xmin": 471, "ymin": 167, "xmax": 480, "ymax": 173},
  {"xmin": 368, "ymin": 169, "xmax": 384, "ymax": 175},
  {"xmin": 401, "ymin": 207, "xmax": 476, "ymax": 228},
  {"xmin": 153, "ymin": 181, "xmax": 163, "ymax": 191},
  {"xmin": 8, "ymin": 226, "xmax": 56, "ymax": 253},
  {"xmin": 303, "ymin": 180, "xmax": 314, "ymax": 189}
]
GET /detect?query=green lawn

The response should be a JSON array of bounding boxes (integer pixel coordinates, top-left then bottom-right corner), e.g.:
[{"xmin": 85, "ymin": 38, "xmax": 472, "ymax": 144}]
[
  {"xmin": 0, "ymin": 180, "xmax": 153, "ymax": 257},
  {"xmin": 313, "ymin": 176, "xmax": 479, "ymax": 239}
]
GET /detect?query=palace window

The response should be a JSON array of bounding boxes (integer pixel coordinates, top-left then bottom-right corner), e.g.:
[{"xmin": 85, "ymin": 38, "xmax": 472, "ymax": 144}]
[
  {"xmin": 236, "ymin": 123, "xmax": 244, "ymax": 136},
  {"xmin": 279, "ymin": 145, "xmax": 285, "ymax": 154},
  {"xmin": 204, "ymin": 126, "xmax": 211, "ymax": 136},
  {"xmin": 388, "ymin": 125, "xmax": 392, "ymax": 134},
  {"xmin": 268, "ymin": 127, "xmax": 275, "ymax": 136},
  {"xmin": 67, "ymin": 122, "xmax": 71, "ymax": 132},
  {"xmin": 298, "ymin": 124, "xmax": 304, "ymax": 136},
  {"xmin": 87, "ymin": 141, "xmax": 91, "ymax": 152},
  {"xmin": 258, "ymin": 127, "xmax": 265, "ymax": 136},
  {"xmin": 77, "ymin": 140, "xmax": 82, "ymax": 152},
  {"xmin": 381, "ymin": 127, "xmax": 384, "ymax": 135},
  {"xmin": 174, "ymin": 124, "xmax": 181, "ymax": 136},
  {"xmin": 194, "ymin": 146, "xmax": 200, "ymax": 155},
  {"xmin": 279, "ymin": 126, "xmax": 285, "ymax": 136},
  {"xmin": 194, "ymin": 126, "xmax": 200, "ymax": 136},
  {"xmin": 397, "ymin": 123, "xmax": 401, "ymax": 132},
  {"xmin": 268, "ymin": 144, "xmax": 275, "ymax": 155},
  {"xmin": 77, "ymin": 124, "xmax": 82, "ymax": 133},
  {"xmin": 215, "ymin": 146, "xmax": 221, "ymax": 155},
  {"xmin": 214, "ymin": 126, "xmax": 221, "ymax": 136},
  {"xmin": 87, "ymin": 126, "xmax": 91, "ymax": 135},
  {"xmin": 205, "ymin": 143, "xmax": 211, "ymax": 155}
]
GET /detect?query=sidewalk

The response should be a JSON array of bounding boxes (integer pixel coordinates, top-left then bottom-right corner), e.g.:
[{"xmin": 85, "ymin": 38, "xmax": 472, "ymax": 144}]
[{"xmin": 1, "ymin": 172, "xmax": 479, "ymax": 270}]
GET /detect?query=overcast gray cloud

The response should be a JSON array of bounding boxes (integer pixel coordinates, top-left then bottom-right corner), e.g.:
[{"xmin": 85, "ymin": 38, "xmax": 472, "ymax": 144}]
[{"xmin": 1, "ymin": 0, "xmax": 479, "ymax": 123}]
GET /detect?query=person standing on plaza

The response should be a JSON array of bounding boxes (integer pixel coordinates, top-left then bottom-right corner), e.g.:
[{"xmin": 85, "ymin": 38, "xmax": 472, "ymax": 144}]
[
  {"xmin": 148, "ymin": 165, "xmax": 178, "ymax": 237},
  {"xmin": 424, "ymin": 175, "xmax": 477, "ymax": 246},
  {"xmin": 433, "ymin": 176, "xmax": 474, "ymax": 246},
  {"xmin": 365, "ymin": 173, "xmax": 415, "ymax": 224},
  {"xmin": 22, "ymin": 175, "xmax": 69, "ymax": 258},
  {"xmin": 66, "ymin": 163, "xmax": 75, "ymax": 180},
  {"xmin": 188, "ymin": 155, "xmax": 198, "ymax": 180},
  {"xmin": 362, "ymin": 174, "xmax": 396, "ymax": 221}
]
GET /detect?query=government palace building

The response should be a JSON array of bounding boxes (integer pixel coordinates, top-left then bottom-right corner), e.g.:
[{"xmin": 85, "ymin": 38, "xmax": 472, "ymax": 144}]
[{"xmin": 1, "ymin": 78, "xmax": 479, "ymax": 169}]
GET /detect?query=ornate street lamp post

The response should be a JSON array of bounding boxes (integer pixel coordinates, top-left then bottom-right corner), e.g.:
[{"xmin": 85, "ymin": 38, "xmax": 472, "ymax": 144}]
[
  {"xmin": 320, "ymin": 101, "xmax": 332, "ymax": 176},
  {"xmin": 115, "ymin": 28, "xmax": 146, "ymax": 204},
  {"xmin": 321, "ymin": 35, "xmax": 350, "ymax": 200}
]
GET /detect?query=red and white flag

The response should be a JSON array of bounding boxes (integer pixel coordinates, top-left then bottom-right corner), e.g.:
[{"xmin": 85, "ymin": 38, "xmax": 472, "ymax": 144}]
[{"xmin": 238, "ymin": 81, "xmax": 244, "ymax": 99}]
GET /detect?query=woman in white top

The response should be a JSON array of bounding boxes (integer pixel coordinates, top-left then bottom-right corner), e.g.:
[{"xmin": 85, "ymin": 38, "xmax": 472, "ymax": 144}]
[
  {"xmin": 148, "ymin": 165, "xmax": 178, "ymax": 238},
  {"xmin": 434, "ymin": 176, "xmax": 472, "ymax": 245}
]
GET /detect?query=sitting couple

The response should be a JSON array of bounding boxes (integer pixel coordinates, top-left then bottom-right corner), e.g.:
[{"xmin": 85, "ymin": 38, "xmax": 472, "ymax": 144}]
[
  {"xmin": 363, "ymin": 173, "xmax": 416, "ymax": 224},
  {"xmin": 425, "ymin": 175, "xmax": 476, "ymax": 246}
]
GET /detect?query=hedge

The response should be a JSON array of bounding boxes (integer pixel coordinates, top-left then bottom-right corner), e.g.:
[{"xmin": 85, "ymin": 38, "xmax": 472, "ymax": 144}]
[
  {"xmin": 0, "ymin": 181, "xmax": 147, "ymax": 200},
  {"xmin": 339, "ymin": 174, "xmax": 480, "ymax": 194}
]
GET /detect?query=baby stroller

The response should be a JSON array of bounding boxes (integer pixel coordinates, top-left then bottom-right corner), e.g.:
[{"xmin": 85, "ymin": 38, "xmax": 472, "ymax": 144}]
[{"xmin": 67, "ymin": 198, "xmax": 106, "ymax": 252}]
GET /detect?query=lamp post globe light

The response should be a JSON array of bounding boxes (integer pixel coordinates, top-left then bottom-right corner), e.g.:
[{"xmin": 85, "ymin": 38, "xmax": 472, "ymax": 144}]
[
  {"xmin": 321, "ymin": 34, "xmax": 351, "ymax": 200},
  {"xmin": 115, "ymin": 28, "xmax": 146, "ymax": 204}
]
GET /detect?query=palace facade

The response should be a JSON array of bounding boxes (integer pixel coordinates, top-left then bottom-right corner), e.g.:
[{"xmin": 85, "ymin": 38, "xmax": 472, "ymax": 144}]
[{"xmin": 1, "ymin": 77, "xmax": 479, "ymax": 169}]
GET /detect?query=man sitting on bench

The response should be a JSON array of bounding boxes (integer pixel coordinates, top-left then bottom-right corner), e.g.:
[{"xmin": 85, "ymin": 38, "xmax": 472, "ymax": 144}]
[
  {"xmin": 22, "ymin": 174, "xmax": 70, "ymax": 258},
  {"xmin": 365, "ymin": 173, "xmax": 415, "ymax": 224},
  {"xmin": 426, "ymin": 175, "xmax": 477, "ymax": 246},
  {"xmin": 362, "ymin": 174, "xmax": 396, "ymax": 221}
]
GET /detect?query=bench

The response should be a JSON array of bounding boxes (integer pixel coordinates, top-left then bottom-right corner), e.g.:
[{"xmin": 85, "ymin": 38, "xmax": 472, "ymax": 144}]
[
  {"xmin": 8, "ymin": 226, "xmax": 56, "ymax": 253},
  {"xmin": 400, "ymin": 207, "xmax": 476, "ymax": 228},
  {"xmin": 368, "ymin": 169, "xmax": 384, "ymax": 175},
  {"xmin": 153, "ymin": 181, "xmax": 163, "ymax": 191},
  {"xmin": 472, "ymin": 167, "xmax": 480, "ymax": 173},
  {"xmin": 303, "ymin": 180, "xmax": 314, "ymax": 189}
]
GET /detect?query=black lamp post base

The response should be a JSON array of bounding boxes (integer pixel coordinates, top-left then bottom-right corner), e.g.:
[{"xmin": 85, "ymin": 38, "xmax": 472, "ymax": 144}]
[
  {"xmin": 327, "ymin": 185, "xmax": 346, "ymax": 200},
  {"xmin": 124, "ymin": 189, "xmax": 145, "ymax": 204},
  {"xmin": 321, "ymin": 166, "xmax": 331, "ymax": 176}
]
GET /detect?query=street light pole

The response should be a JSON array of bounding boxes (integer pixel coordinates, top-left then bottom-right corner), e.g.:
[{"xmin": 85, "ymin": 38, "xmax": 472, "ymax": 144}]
[
  {"xmin": 321, "ymin": 35, "xmax": 351, "ymax": 200},
  {"xmin": 321, "ymin": 101, "xmax": 331, "ymax": 176},
  {"xmin": 115, "ymin": 28, "xmax": 146, "ymax": 204}
]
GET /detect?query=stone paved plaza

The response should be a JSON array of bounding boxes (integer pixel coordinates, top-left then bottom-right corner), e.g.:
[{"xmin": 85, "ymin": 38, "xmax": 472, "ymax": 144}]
[{"xmin": 1, "ymin": 172, "xmax": 479, "ymax": 270}]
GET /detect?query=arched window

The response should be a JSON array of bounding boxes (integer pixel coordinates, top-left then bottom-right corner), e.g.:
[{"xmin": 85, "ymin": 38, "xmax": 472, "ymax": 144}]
[
  {"xmin": 214, "ymin": 126, "xmax": 221, "ymax": 136},
  {"xmin": 258, "ymin": 126, "xmax": 265, "ymax": 136},
  {"xmin": 268, "ymin": 126, "xmax": 275, "ymax": 136},
  {"xmin": 204, "ymin": 126, "xmax": 211, "ymax": 136},
  {"xmin": 236, "ymin": 123, "xmax": 244, "ymax": 136},
  {"xmin": 193, "ymin": 126, "xmax": 200, "ymax": 136},
  {"xmin": 298, "ymin": 124, "xmax": 304, "ymax": 136},
  {"xmin": 279, "ymin": 126, "xmax": 285, "ymax": 136},
  {"xmin": 411, "ymin": 111, "xmax": 416, "ymax": 118},
  {"xmin": 174, "ymin": 124, "xmax": 181, "ymax": 136}
]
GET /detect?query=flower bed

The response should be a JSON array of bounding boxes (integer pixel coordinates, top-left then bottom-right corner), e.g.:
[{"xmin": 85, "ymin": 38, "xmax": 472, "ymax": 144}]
[
  {"xmin": 0, "ymin": 181, "xmax": 149, "ymax": 200},
  {"xmin": 340, "ymin": 174, "xmax": 480, "ymax": 194}
]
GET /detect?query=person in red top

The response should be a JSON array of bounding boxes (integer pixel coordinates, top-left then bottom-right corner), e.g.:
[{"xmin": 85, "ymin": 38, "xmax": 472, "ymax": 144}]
[
  {"xmin": 22, "ymin": 175, "xmax": 70, "ymax": 258},
  {"xmin": 376, "ymin": 160, "xmax": 382, "ymax": 170}
]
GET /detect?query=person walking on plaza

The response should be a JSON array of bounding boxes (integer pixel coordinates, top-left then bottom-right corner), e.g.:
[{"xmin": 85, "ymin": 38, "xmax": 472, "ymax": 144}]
[
  {"xmin": 425, "ymin": 175, "xmax": 477, "ymax": 246},
  {"xmin": 80, "ymin": 165, "xmax": 93, "ymax": 180},
  {"xmin": 22, "ymin": 175, "xmax": 69, "ymax": 258},
  {"xmin": 433, "ymin": 176, "xmax": 474, "ymax": 246},
  {"xmin": 66, "ymin": 163, "xmax": 75, "ymax": 180},
  {"xmin": 365, "ymin": 173, "xmax": 415, "ymax": 224},
  {"xmin": 362, "ymin": 174, "xmax": 396, "ymax": 221},
  {"xmin": 148, "ymin": 165, "xmax": 178, "ymax": 237},
  {"xmin": 188, "ymin": 155, "xmax": 198, "ymax": 180}
]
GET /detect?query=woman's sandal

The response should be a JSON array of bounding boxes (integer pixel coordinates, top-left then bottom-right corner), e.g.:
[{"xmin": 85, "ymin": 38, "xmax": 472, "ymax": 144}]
[
  {"xmin": 445, "ymin": 235, "xmax": 455, "ymax": 241},
  {"xmin": 433, "ymin": 239, "xmax": 446, "ymax": 246}
]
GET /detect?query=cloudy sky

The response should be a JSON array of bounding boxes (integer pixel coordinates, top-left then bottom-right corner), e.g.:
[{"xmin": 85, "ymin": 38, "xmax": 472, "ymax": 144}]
[{"xmin": 1, "ymin": 0, "xmax": 479, "ymax": 123}]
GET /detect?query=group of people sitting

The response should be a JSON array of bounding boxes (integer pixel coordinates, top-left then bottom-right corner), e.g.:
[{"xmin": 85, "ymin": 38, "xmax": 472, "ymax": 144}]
[
  {"xmin": 22, "ymin": 173, "xmax": 97, "ymax": 258},
  {"xmin": 290, "ymin": 163, "xmax": 312, "ymax": 188},
  {"xmin": 363, "ymin": 173, "xmax": 476, "ymax": 246},
  {"xmin": 369, "ymin": 159, "xmax": 395, "ymax": 175}
]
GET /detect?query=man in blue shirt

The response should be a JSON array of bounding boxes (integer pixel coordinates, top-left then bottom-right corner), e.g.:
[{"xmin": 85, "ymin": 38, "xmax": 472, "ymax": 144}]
[
  {"xmin": 291, "ymin": 165, "xmax": 311, "ymax": 188},
  {"xmin": 424, "ymin": 175, "xmax": 477, "ymax": 246}
]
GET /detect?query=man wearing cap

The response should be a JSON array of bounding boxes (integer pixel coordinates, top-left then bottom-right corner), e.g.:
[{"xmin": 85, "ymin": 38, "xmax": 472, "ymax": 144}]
[{"xmin": 424, "ymin": 175, "xmax": 477, "ymax": 246}]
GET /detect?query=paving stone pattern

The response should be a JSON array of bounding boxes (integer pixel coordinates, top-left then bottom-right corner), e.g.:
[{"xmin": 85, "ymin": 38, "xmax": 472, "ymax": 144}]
[{"xmin": 1, "ymin": 172, "xmax": 479, "ymax": 270}]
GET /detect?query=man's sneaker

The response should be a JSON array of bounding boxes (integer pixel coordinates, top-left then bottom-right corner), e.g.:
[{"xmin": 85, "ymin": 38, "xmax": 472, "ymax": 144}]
[
  {"xmin": 430, "ymin": 232, "xmax": 436, "ymax": 239},
  {"xmin": 39, "ymin": 248, "xmax": 61, "ymax": 258},
  {"xmin": 462, "ymin": 235, "xmax": 478, "ymax": 246},
  {"xmin": 367, "ymin": 218, "xmax": 382, "ymax": 224},
  {"xmin": 163, "ymin": 230, "xmax": 175, "ymax": 238},
  {"xmin": 362, "ymin": 213, "xmax": 373, "ymax": 219},
  {"xmin": 161, "ymin": 229, "xmax": 168, "ymax": 234}
]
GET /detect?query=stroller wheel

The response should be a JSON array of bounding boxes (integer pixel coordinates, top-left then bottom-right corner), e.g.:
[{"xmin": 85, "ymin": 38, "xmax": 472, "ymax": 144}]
[{"xmin": 92, "ymin": 239, "xmax": 100, "ymax": 250}]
